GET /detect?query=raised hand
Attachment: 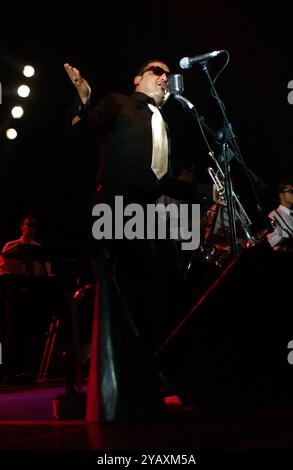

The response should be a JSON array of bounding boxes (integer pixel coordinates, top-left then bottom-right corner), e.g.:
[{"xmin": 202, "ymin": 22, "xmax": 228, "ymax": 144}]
[{"xmin": 64, "ymin": 63, "xmax": 91, "ymax": 103}]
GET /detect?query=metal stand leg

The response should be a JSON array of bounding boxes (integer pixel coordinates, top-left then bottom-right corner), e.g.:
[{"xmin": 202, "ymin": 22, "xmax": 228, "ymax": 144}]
[
  {"xmin": 37, "ymin": 316, "xmax": 60, "ymax": 383},
  {"xmin": 52, "ymin": 284, "xmax": 94, "ymax": 419}
]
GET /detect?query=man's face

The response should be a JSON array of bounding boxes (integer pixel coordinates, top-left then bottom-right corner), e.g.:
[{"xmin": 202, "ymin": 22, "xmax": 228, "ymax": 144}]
[
  {"xmin": 21, "ymin": 218, "xmax": 39, "ymax": 237},
  {"xmin": 279, "ymin": 185, "xmax": 293, "ymax": 208},
  {"xmin": 134, "ymin": 61, "xmax": 170, "ymax": 107}
]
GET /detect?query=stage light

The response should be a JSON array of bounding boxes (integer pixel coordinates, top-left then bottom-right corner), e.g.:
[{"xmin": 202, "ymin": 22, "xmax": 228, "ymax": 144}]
[
  {"xmin": 17, "ymin": 85, "xmax": 30, "ymax": 98},
  {"xmin": 11, "ymin": 106, "xmax": 24, "ymax": 119},
  {"xmin": 6, "ymin": 128, "xmax": 18, "ymax": 140},
  {"xmin": 23, "ymin": 65, "xmax": 35, "ymax": 77}
]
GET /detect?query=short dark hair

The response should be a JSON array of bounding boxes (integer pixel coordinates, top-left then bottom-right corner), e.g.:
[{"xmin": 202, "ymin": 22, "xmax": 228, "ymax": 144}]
[
  {"xmin": 135, "ymin": 58, "xmax": 169, "ymax": 76},
  {"xmin": 276, "ymin": 180, "xmax": 293, "ymax": 194}
]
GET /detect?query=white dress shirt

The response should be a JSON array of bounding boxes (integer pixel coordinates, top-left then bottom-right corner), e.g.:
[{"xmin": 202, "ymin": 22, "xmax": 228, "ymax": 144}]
[{"xmin": 267, "ymin": 204, "xmax": 293, "ymax": 250}]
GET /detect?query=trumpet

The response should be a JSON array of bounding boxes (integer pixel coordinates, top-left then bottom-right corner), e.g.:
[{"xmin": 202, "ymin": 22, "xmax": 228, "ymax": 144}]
[
  {"xmin": 208, "ymin": 166, "xmax": 226, "ymax": 202},
  {"xmin": 207, "ymin": 166, "xmax": 255, "ymax": 245},
  {"xmin": 207, "ymin": 167, "xmax": 225, "ymax": 201}
]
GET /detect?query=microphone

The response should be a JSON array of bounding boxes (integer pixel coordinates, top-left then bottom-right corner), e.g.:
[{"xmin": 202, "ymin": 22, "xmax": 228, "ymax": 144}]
[
  {"xmin": 180, "ymin": 50, "xmax": 226, "ymax": 69},
  {"xmin": 168, "ymin": 74, "xmax": 195, "ymax": 111},
  {"xmin": 168, "ymin": 74, "xmax": 184, "ymax": 95}
]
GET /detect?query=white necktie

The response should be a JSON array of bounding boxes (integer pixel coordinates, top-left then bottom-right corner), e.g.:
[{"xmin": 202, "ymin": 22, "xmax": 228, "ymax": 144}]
[{"xmin": 148, "ymin": 103, "xmax": 168, "ymax": 179}]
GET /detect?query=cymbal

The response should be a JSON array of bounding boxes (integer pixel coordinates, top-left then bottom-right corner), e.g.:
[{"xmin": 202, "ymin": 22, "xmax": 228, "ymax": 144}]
[{"xmin": 1, "ymin": 243, "xmax": 51, "ymax": 261}]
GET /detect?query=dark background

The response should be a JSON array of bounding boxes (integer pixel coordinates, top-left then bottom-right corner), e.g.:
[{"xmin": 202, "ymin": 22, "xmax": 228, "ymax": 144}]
[{"xmin": 0, "ymin": 1, "xmax": 292, "ymax": 257}]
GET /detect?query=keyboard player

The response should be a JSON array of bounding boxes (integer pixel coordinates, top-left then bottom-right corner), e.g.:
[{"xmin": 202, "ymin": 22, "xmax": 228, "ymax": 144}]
[{"xmin": 0, "ymin": 215, "xmax": 55, "ymax": 383}]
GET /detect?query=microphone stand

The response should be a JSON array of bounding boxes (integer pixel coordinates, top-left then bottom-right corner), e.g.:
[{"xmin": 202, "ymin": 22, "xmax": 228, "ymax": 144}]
[
  {"xmin": 172, "ymin": 92, "xmax": 239, "ymax": 259},
  {"xmin": 199, "ymin": 115, "xmax": 267, "ymax": 188},
  {"xmin": 199, "ymin": 60, "xmax": 273, "ymax": 236}
]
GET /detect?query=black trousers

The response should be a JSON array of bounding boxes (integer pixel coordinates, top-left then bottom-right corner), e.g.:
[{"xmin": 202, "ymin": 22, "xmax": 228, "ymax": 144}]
[{"xmin": 94, "ymin": 190, "xmax": 187, "ymax": 352}]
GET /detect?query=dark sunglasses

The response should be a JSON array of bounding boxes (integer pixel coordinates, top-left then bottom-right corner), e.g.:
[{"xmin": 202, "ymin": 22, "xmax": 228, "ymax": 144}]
[
  {"xmin": 281, "ymin": 189, "xmax": 293, "ymax": 194},
  {"xmin": 141, "ymin": 66, "xmax": 171, "ymax": 77}
]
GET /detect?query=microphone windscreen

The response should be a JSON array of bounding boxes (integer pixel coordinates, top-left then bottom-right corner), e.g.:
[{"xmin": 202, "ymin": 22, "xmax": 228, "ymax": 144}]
[{"xmin": 179, "ymin": 57, "xmax": 190, "ymax": 69}]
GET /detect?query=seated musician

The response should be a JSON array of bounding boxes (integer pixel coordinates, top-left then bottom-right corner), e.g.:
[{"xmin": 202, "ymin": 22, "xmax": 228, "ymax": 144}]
[
  {"xmin": 0, "ymin": 215, "xmax": 52, "ymax": 277},
  {"xmin": 0, "ymin": 215, "xmax": 54, "ymax": 382}
]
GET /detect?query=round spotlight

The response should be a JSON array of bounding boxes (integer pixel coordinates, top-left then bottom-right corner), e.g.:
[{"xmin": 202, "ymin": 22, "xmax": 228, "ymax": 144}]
[
  {"xmin": 6, "ymin": 128, "xmax": 18, "ymax": 140},
  {"xmin": 23, "ymin": 65, "xmax": 35, "ymax": 77},
  {"xmin": 11, "ymin": 106, "xmax": 24, "ymax": 119},
  {"xmin": 17, "ymin": 85, "xmax": 30, "ymax": 98}
]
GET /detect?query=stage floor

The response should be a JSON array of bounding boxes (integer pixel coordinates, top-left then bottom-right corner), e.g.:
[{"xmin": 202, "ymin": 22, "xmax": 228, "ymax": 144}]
[{"xmin": 0, "ymin": 381, "xmax": 293, "ymax": 458}]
